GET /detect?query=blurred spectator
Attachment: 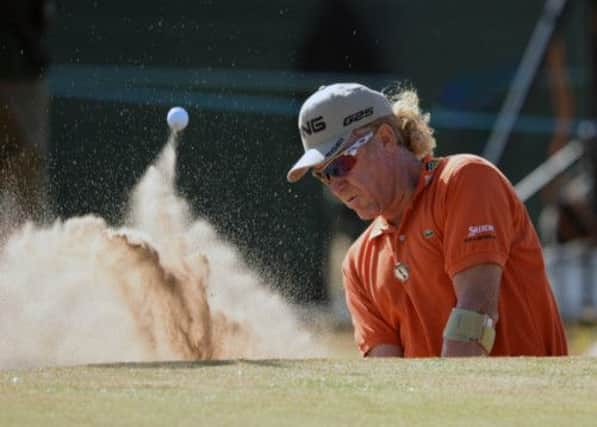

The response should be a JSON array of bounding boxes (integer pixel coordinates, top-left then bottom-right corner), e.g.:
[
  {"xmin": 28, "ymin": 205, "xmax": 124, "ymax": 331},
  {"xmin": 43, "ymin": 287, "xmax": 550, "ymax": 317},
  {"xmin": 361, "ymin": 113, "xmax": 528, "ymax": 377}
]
[
  {"xmin": 589, "ymin": 0, "xmax": 597, "ymax": 232},
  {"xmin": 0, "ymin": 0, "xmax": 54, "ymax": 226},
  {"xmin": 537, "ymin": 2, "xmax": 597, "ymax": 244},
  {"xmin": 551, "ymin": 1, "xmax": 597, "ymax": 244},
  {"xmin": 296, "ymin": 0, "xmax": 395, "ymax": 311},
  {"xmin": 297, "ymin": 0, "xmax": 392, "ymax": 237}
]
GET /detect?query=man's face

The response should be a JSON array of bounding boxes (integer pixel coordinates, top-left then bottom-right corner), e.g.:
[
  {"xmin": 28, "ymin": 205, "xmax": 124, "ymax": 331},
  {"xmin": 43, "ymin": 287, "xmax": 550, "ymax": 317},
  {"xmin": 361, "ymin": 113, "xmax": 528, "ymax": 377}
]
[{"xmin": 314, "ymin": 124, "xmax": 409, "ymax": 221}]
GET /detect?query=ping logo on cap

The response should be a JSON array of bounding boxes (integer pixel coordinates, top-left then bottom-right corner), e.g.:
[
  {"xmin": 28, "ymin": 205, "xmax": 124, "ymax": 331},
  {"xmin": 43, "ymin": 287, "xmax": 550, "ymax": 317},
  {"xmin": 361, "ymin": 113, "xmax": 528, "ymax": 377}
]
[
  {"xmin": 343, "ymin": 107, "xmax": 374, "ymax": 126},
  {"xmin": 301, "ymin": 116, "xmax": 326, "ymax": 136}
]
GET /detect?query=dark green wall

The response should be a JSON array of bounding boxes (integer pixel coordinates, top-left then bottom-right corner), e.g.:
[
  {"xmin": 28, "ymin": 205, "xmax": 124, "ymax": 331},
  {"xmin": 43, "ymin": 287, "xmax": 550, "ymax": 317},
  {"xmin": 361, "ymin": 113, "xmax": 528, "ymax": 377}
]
[{"xmin": 45, "ymin": 0, "xmax": 591, "ymax": 302}]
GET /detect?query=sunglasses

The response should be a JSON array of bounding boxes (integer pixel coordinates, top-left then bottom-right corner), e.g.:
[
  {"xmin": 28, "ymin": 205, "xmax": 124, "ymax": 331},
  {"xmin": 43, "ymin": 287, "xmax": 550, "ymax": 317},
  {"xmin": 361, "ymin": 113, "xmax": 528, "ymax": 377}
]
[{"xmin": 312, "ymin": 130, "xmax": 375, "ymax": 184}]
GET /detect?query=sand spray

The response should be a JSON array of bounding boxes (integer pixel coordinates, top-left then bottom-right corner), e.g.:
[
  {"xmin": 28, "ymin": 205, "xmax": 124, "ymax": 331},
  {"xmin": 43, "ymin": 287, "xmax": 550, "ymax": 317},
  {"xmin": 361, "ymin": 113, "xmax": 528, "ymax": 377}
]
[{"xmin": 0, "ymin": 133, "xmax": 328, "ymax": 369}]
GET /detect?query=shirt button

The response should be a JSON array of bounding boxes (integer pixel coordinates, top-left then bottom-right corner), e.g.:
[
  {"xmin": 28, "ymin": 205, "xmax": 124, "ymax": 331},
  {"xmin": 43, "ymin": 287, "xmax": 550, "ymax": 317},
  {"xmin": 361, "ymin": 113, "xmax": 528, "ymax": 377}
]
[{"xmin": 399, "ymin": 235, "xmax": 406, "ymax": 242}]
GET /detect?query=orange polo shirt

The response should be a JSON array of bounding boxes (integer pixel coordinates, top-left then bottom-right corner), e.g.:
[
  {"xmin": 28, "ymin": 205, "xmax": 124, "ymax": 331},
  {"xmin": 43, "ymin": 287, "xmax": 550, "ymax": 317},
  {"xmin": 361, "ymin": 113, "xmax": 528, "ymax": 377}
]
[{"xmin": 343, "ymin": 154, "xmax": 568, "ymax": 357}]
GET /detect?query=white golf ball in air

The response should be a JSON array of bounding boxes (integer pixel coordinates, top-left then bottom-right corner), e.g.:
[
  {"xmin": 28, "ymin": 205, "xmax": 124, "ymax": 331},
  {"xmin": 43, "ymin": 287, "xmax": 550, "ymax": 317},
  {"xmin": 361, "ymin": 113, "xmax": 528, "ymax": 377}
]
[{"xmin": 167, "ymin": 107, "xmax": 189, "ymax": 131}]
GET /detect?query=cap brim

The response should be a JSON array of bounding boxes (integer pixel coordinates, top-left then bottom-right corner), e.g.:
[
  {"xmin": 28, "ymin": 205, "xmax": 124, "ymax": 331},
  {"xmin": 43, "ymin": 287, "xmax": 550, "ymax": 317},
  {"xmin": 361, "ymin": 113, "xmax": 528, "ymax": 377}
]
[
  {"xmin": 286, "ymin": 149, "xmax": 326, "ymax": 182},
  {"xmin": 287, "ymin": 131, "xmax": 355, "ymax": 182},
  {"xmin": 287, "ymin": 129, "xmax": 376, "ymax": 183}
]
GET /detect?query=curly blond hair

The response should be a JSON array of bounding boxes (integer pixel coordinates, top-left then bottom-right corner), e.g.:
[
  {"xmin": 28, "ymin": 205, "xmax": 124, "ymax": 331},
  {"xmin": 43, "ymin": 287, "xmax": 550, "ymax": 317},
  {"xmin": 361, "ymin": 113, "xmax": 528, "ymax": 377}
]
[{"xmin": 370, "ymin": 88, "xmax": 436, "ymax": 159}]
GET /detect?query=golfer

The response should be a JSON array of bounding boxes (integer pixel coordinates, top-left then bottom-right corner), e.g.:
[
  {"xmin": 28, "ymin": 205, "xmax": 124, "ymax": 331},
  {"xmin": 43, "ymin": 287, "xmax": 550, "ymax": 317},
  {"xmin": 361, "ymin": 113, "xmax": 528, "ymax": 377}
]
[{"xmin": 287, "ymin": 83, "xmax": 568, "ymax": 357}]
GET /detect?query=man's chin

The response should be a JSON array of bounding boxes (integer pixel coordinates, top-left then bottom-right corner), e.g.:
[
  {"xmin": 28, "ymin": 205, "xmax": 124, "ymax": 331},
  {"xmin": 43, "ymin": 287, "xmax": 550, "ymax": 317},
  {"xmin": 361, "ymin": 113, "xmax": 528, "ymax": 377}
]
[
  {"xmin": 352, "ymin": 209, "xmax": 377, "ymax": 221},
  {"xmin": 344, "ymin": 199, "xmax": 378, "ymax": 221}
]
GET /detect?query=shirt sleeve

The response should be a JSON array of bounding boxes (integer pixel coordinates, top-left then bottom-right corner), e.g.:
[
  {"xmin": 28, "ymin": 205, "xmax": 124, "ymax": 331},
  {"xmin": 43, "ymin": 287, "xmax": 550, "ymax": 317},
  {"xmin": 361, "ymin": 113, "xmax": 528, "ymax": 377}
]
[
  {"xmin": 342, "ymin": 256, "xmax": 401, "ymax": 356},
  {"xmin": 442, "ymin": 161, "xmax": 515, "ymax": 277}
]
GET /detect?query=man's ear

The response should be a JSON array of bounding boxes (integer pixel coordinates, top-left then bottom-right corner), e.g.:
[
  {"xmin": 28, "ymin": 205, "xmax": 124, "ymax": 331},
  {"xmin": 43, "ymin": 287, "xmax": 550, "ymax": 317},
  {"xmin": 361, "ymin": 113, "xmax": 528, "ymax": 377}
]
[{"xmin": 377, "ymin": 123, "xmax": 397, "ymax": 148}]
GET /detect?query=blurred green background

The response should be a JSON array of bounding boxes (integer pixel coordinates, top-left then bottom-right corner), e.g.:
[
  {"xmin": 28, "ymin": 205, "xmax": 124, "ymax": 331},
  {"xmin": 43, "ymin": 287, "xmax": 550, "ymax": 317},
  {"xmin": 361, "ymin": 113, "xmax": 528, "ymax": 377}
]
[{"xmin": 41, "ymin": 0, "xmax": 592, "ymax": 303}]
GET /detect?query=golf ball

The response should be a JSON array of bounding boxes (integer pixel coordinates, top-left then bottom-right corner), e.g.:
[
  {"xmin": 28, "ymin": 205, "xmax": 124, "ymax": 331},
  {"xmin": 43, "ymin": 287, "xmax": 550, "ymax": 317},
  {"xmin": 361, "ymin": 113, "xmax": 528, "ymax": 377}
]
[{"xmin": 167, "ymin": 107, "xmax": 189, "ymax": 131}]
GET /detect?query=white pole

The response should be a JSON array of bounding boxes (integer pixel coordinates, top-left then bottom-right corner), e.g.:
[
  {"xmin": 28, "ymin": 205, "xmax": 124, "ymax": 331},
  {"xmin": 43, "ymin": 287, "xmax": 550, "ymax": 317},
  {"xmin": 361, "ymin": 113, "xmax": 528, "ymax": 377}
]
[
  {"xmin": 514, "ymin": 139, "xmax": 583, "ymax": 202},
  {"xmin": 482, "ymin": 0, "xmax": 567, "ymax": 164}
]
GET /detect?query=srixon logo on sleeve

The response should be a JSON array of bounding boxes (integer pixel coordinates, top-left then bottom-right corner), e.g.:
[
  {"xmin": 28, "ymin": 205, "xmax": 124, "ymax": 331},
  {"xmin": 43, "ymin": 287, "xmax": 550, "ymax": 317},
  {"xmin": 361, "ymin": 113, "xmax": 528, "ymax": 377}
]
[
  {"xmin": 465, "ymin": 224, "xmax": 496, "ymax": 242},
  {"xmin": 301, "ymin": 116, "xmax": 326, "ymax": 136}
]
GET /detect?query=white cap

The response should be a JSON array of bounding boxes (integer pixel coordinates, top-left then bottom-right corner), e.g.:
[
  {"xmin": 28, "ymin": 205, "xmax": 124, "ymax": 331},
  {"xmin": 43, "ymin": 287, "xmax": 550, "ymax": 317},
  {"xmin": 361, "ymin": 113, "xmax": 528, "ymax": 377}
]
[{"xmin": 287, "ymin": 83, "xmax": 393, "ymax": 182}]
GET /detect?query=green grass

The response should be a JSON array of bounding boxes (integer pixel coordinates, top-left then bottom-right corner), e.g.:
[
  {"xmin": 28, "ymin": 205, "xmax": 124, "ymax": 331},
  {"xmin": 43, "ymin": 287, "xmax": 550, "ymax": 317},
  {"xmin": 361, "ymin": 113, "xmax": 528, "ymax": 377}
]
[{"xmin": 1, "ymin": 358, "xmax": 596, "ymax": 426}]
